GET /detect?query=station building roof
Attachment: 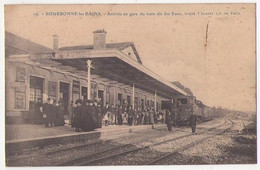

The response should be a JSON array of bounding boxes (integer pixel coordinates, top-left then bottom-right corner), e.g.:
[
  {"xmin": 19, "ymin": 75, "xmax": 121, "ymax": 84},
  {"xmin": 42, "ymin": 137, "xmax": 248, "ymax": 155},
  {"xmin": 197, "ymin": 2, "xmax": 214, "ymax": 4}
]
[
  {"xmin": 5, "ymin": 31, "xmax": 55, "ymax": 56},
  {"xmin": 5, "ymin": 31, "xmax": 188, "ymax": 99}
]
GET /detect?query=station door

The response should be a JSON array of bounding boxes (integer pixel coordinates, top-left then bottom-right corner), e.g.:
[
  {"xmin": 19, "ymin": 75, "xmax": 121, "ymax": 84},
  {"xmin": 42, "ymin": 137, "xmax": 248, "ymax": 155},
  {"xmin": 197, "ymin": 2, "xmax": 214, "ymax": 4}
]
[{"xmin": 60, "ymin": 82, "xmax": 70, "ymax": 114}]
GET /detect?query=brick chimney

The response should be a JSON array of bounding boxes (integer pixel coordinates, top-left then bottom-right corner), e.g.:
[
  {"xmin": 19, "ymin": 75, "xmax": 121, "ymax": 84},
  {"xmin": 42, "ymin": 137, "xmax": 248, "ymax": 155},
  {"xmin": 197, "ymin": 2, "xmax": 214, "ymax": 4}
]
[
  {"xmin": 53, "ymin": 34, "xmax": 59, "ymax": 51},
  {"xmin": 93, "ymin": 29, "xmax": 107, "ymax": 50}
]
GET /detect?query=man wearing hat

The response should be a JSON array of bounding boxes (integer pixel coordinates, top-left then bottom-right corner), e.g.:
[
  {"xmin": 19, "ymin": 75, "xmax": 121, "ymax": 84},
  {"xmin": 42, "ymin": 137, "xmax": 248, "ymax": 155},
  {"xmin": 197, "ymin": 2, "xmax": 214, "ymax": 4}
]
[
  {"xmin": 33, "ymin": 98, "xmax": 43, "ymax": 124},
  {"xmin": 42, "ymin": 98, "xmax": 52, "ymax": 127},
  {"xmin": 89, "ymin": 100, "xmax": 97, "ymax": 130},
  {"xmin": 74, "ymin": 99, "xmax": 82, "ymax": 132},
  {"xmin": 81, "ymin": 100, "xmax": 94, "ymax": 131}
]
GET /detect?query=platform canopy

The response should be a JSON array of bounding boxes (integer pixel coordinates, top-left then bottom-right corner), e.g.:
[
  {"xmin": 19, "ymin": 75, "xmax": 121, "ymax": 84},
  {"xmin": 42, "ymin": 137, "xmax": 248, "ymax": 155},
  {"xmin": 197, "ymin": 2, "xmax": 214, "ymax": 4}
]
[{"xmin": 45, "ymin": 45, "xmax": 188, "ymax": 99}]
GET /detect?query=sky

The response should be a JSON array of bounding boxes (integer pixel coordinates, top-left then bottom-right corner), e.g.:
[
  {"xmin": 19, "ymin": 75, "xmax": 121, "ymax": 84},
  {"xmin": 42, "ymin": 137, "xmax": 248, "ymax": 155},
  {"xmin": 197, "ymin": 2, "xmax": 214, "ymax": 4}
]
[{"xmin": 4, "ymin": 4, "xmax": 256, "ymax": 112}]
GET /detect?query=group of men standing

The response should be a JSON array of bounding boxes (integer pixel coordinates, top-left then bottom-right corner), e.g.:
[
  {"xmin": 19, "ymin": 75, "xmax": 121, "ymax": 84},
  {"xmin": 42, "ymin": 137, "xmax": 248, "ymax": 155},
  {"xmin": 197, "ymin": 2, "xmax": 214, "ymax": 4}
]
[
  {"xmin": 72, "ymin": 99, "xmax": 102, "ymax": 132},
  {"xmin": 32, "ymin": 98, "xmax": 65, "ymax": 127}
]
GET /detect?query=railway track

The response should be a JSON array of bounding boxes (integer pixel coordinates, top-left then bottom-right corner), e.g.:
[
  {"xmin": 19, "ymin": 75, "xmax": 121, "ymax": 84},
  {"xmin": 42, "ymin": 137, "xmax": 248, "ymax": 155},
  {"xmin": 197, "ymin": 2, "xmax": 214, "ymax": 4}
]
[
  {"xmin": 7, "ymin": 118, "xmax": 217, "ymax": 161},
  {"xmin": 6, "ymin": 126, "xmax": 171, "ymax": 166},
  {"xmin": 8, "ymin": 118, "xmax": 217, "ymax": 159},
  {"xmin": 7, "ymin": 126, "xmax": 167, "ymax": 165},
  {"xmin": 6, "ymin": 118, "xmax": 224, "ymax": 166},
  {"xmin": 7, "ymin": 125, "xmax": 156, "ymax": 157},
  {"xmin": 148, "ymin": 119, "xmax": 235, "ymax": 165},
  {"xmin": 56, "ymin": 120, "xmax": 228, "ymax": 166}
]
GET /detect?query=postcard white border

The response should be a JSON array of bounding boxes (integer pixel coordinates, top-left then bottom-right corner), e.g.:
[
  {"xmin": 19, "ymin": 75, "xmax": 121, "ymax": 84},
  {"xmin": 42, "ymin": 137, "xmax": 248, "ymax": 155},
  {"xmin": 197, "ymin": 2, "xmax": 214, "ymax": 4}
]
[{"xmin": 0, "ymin": 1, "xmax": 258, "ymax": 170}]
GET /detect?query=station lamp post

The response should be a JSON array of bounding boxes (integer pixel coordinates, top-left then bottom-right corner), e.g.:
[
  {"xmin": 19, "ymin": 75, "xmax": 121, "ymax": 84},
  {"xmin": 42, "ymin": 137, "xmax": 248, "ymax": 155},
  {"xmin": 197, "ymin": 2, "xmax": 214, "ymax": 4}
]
[
  {"xmin": 87, "ymin": 60, "xmax": 92, "ymax": 100},
  {"xmin": 154, "ymin": 89, "xmax": 157, "ymax": 111},
  {"xmin": 132, "ymin": 82, "xmax": 135, "ymax": 109}
]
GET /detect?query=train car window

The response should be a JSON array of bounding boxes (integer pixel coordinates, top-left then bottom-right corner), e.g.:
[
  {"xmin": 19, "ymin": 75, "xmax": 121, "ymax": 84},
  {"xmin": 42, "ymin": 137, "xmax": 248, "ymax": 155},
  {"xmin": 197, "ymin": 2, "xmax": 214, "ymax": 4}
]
[{"xmin": 178, "ymin": 98, "xmax": 188, "ymax": 105}]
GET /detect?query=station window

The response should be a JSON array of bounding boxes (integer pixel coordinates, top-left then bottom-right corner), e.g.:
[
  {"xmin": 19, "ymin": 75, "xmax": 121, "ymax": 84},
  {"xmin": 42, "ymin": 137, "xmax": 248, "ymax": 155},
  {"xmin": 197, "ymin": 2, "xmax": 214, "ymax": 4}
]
[
  {"xmin": 91, "ymin": 83, "xmax": 97, "ymax": 99},
  {"xmin": 81, "ymin": 86, "xmax": 88, "ymax": 101},
  {"xmin": 141, "ymin": 99, "xmax": 144, "ymax": 109},
  {"xmin": 60, "ymin": 82, "xmax": 70, "ymax": 114},
  {"xmin": 106, "ymin": 91, "xmax": 110, "ymax": 104},
  {"xmin": 30, "ymin": 76, "xmax": 43, "ymax": 102},
  {"xmin": 118, "ymin": 93, "xmax": 123, "ymax": 105},
  {"xmin": 30, "ymin": 76, "xmax": 44, "ymax": 110},
  {"xmin": 127, "ymin": 95, "xmax": 131, "ymax": 107},
  {"xmin": 72, "ymin": 80, "xmax": 80, "ymax": 102},
  {"xmin": 151, "ymin": 100, "xmax": 154, "ymax": 107},
  {"xmin": 48, "ymin": 81, "xmax": 57, "ymax": 100},
  {"xmin": 98, "ymin": 90, "xmax": 104, "ymax": 106},
  {"xmin": 15, "ymin": 87, "xmax": 26, "ymax": 109},
  {"xmin": 16, "ymin": 67, "xmax": 25, "ymax": 82},
  {"xmin": 134, "ymin": 97, "xmax": 138, "ymax": 108},
  {"xmin": 106, "ymin": 86, "xmax": 110, "ymax": 105}
]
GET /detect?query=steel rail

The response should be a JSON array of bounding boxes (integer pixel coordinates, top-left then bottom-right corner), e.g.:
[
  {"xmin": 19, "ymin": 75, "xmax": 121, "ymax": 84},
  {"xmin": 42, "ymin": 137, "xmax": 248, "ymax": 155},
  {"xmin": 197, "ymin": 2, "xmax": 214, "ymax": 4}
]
[
  {"xmin": 7, "ymin": 126, "xmax": 161, "ymax": 163},
  {"xmin": 147, "ymin": 120, "xmax": 235, "ymax": 165},
  {"xmin": 63, "ymin": 121, "xmax": 226, "ymax": 166},
  {"xmin": 7, "ymin": 119, "xmax": 217, "ymax": 166},
  {"xmin": 7, "ymin": 126, "xmax": 170, "ymax": 166}
]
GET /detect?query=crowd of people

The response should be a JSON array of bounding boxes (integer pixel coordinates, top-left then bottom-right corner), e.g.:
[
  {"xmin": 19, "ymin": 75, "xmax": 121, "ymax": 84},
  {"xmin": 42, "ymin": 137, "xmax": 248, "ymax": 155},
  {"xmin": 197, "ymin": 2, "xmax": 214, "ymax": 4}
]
[
  {"xmin": 72, "ymin": 99, "xmax": 166, "ymax": 132},
  {"xmin": 31, "ymin": 98, "xmax": 65, "ymax": 127},
  {"xmin": 30, "ymin": 98, "xmax": 197, "ymax": 133}
]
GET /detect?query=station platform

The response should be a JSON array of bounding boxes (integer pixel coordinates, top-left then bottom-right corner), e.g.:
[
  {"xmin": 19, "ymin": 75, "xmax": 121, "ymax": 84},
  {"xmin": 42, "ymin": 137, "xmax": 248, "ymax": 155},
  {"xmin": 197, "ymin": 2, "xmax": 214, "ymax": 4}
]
[{"xmin": 5, "ymin": 123, "xmax": 165, "ymax": 156}]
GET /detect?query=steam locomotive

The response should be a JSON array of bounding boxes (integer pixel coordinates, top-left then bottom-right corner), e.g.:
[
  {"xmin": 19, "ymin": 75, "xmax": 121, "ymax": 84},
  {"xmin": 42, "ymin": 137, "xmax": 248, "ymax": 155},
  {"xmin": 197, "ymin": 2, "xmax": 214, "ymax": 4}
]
[{"xmin": 162, "ymin": 95, "xmax": 214, "ymax": 126}]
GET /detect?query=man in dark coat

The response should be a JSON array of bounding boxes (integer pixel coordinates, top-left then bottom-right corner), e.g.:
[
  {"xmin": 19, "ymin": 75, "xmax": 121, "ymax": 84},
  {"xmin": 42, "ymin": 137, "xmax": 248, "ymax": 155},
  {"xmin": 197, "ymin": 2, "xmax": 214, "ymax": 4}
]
[
  {"xmin": 81, "ymin": 100, "xmax": 96, "ymax": 132},
  {"xmin": 68, "ymin": 101, "xmax": 74, "ymax": 126},
  {"xmin": 118, "ymin": 105, "xmax": 123, "ymax": 125},
  {"xmin": 165, "ymin": 110, "xmax": 173, "ymax": 132},
  {"xmin": 42, "ymin": 98, "xmax": 52, "ymax": 127},
  {"xmin": 136, "ymin": 108, "xmax": 141, "ymax": 125},
  {"xmin": 114, "ymin": 105, "xmax": 119, "ymax": 124},
  {"xmin": 55, "ymin": 100, "xmax": 65, "ymax": 126},
  {"xmin": 89, "ymin": 101, "xmax": 97, "ymax": 129},
  {"xmin": 190, "ymin": 112, "xmax": 197, "ymax": 134},
  {"xmin": 81, "ymin": 100, "xmax": 91, "ymax": 131},
  {"xmin": 33, "ymin": 98, "xmax": 43, "ymax": 124},
  {"xmin": 133, "ymin": 108, "xmax": 138, "ymax": 125},
  {"xmin": 140, "ymin": 109, "xmax": 144, "ymax": 125},
  {"xmin": 110, "ymin": 104, "xmax": 116, "ymax": 125},
  {"xmin": 103, "ymin": 104, "xmax": 110, "ymax": 126},
  {"xmin": 171, "ymin": 109, "xmax": 176, "ymax": 127},
  {"xmin": 150, "ymin": 108, "xmax": 155, "ymax": 125},
  {"xmin": 96, "ymin": 103, "xmax": 103, "ymax": 128},
  {"xmin": 92, "ymin": 101, "xmax": 99, "ymax": 129},
  {"xmin": 50, "ymin": 100, "xmax": 57, "ymax": 127},
  {"xmin": 74, "ymin": 99, "xmax": 82, "ymax": 132},
  {"xmin": 143, "ymin": 108, "xmax": 149, "ymax": 125},
  {"xmin": 128, "ymin": 106, "xmax": 134, "ymax": 126}
]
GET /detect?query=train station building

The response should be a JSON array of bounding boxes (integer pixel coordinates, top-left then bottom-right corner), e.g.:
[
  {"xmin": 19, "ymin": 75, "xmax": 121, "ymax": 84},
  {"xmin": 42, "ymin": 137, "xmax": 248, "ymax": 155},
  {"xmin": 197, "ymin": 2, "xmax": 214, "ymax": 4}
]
[{"xmin": 5, "ymin": 29, "xmax": 188, "ymax": 124}]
